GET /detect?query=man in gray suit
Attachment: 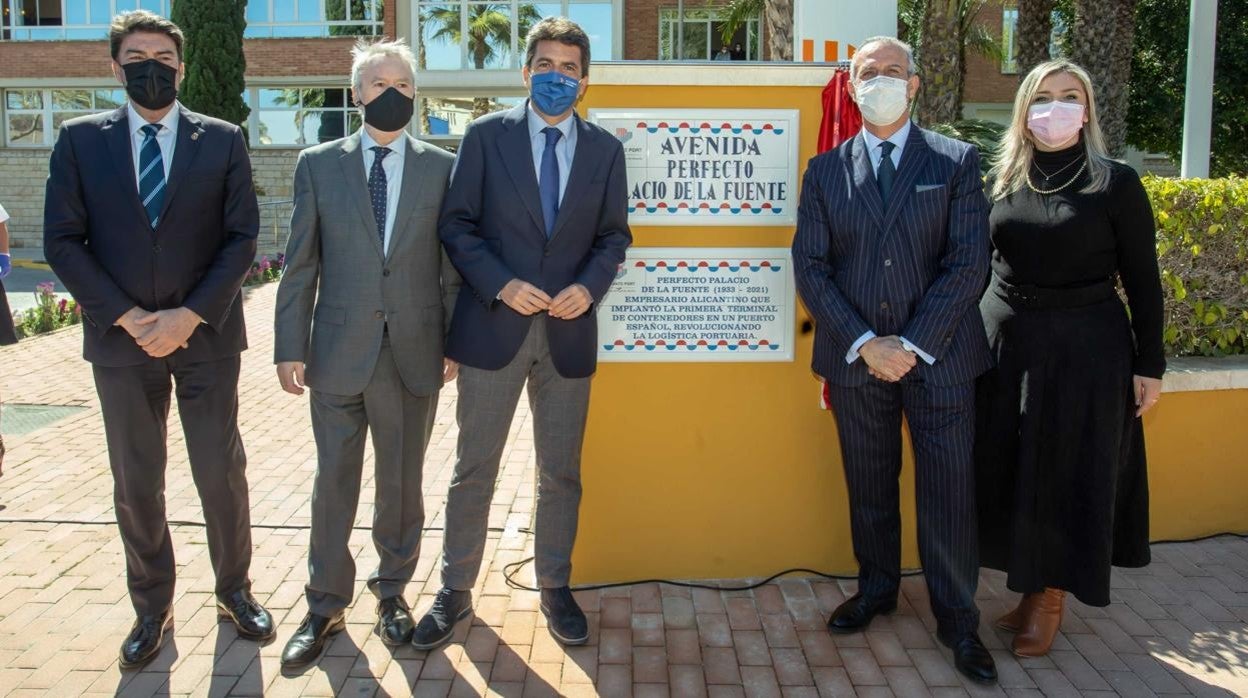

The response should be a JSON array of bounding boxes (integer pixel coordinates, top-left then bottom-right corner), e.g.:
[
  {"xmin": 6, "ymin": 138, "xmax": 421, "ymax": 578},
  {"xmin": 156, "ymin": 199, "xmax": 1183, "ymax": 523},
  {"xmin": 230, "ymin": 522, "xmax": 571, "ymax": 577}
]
[{"xmin": 273, "ymin": 38, "xmax": 458, "ymax": 669}]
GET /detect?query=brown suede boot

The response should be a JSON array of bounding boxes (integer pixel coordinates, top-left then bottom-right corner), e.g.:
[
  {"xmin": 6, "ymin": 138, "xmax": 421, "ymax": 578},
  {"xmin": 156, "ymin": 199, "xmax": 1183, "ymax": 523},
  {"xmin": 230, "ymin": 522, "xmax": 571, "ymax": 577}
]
[
  {"xmin": 1012, "ymin": 588, "xmax": 1065, "ymax": 657},
  {"xmin": 995, "ymin": 593, "xmax": 1036, "ymax": 632}
]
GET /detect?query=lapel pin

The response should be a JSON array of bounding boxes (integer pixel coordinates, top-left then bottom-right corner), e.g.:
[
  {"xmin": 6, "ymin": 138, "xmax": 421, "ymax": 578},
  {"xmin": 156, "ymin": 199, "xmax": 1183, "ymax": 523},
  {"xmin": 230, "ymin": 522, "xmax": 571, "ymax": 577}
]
[{"xmin": 191, "ymin": 132, "xmax": 200, "ymax": 141}]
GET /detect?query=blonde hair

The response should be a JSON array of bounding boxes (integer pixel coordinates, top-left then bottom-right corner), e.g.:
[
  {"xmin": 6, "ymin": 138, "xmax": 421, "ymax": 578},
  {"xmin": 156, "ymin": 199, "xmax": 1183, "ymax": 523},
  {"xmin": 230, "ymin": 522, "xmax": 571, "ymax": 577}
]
[
  {"xmin": 350, "ymin": 38, "xmax": 417, "ymax": 96},
  {"xmin": 989, "ymin": 60, "xmax": 1114, "ymax": 200}
]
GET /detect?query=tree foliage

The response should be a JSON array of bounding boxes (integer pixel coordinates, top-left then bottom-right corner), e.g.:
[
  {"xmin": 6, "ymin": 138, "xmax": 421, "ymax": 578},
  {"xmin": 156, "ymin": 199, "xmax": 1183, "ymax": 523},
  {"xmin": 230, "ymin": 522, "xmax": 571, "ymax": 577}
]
[
  {"xmin": 170, "ymin": 0, "xmax": 249, "ymax": 127},
  {"xmin": 1128, "ymin": 0, "xmax": 1247, "ymax": 176}
]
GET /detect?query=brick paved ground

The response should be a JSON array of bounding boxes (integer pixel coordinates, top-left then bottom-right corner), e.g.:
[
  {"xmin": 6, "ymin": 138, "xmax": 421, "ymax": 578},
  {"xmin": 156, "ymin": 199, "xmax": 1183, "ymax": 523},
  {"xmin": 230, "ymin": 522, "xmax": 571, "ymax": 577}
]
[{"xmin": 0, "ymin": 284, "xmax": 1245, "ymax": 697}]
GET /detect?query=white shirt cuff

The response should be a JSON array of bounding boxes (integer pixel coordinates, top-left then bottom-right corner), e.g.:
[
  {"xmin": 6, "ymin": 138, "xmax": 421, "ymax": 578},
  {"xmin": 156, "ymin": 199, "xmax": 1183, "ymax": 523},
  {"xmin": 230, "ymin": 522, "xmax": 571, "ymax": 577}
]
[
  {"xmin": 846, "ymin": 331, "xmax": 876, "ymax": 364},
  {"xmin": 900, "ymin": 337, "xmax": 936, "ymax": 365}
]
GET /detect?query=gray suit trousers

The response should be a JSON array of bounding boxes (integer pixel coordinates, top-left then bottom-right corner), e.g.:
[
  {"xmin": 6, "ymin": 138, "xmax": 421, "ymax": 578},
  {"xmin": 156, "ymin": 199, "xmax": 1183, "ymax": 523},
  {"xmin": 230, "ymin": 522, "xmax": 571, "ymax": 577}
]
[
  {"xmin": 306, "ymin": 335, "xmax": 436, "ymax": 615},
  {"xmin": 442, "ymin": 317, "xmax": 591, "ymax": 590}
]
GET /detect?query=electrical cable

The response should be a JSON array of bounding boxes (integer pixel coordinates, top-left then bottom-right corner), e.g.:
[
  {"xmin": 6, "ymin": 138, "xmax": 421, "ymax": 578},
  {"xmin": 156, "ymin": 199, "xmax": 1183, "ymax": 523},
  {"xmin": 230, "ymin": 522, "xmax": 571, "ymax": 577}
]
[{"xmin": 2, "ymin": 514, "xmax": 1243, "ymax": 594}]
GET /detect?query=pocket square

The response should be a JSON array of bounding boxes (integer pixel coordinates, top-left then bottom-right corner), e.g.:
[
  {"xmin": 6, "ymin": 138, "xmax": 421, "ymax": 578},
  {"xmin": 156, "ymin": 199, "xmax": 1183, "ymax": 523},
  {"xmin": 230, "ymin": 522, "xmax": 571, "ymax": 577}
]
[{"xmin": 915, "ymin": 184, "xmax": 945, "ymax": 193}]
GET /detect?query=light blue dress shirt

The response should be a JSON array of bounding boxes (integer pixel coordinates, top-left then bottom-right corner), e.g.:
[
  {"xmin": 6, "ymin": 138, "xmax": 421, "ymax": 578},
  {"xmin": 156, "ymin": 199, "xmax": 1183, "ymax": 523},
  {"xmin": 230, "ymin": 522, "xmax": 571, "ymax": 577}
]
[
  {"xmin": 527, "ymin": 101, "xmax": 577, "ymax": 205},
  {"xmin": 845, "ymin": 120, "xmax": 936, "ymax": 367},
  {"xmin": 127, "ymin": 101, "xmax": 179, "ymax": 189},
  {"xmin": 360, "ymin": 128, "xmax": 406, "ymax": 254}
]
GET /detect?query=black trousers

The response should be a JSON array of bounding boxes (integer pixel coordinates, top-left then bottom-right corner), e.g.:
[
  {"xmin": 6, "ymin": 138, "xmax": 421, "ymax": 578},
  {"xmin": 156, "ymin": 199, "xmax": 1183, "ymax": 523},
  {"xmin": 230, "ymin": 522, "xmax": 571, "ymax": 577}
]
[
  {"xmin": 826, "ymin": 376, "xmax": 981, "ymax": 637},
  {"xmin": 93, "ymin": 354, "xmax": 251, "ymax": 616}
]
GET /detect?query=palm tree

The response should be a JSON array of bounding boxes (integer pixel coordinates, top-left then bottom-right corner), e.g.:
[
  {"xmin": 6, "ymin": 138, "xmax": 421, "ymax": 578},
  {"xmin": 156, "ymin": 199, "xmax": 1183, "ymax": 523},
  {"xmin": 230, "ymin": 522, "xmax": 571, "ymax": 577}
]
[
  {"xmin": 1016, "ymin": 0, "xmax": 1055, "ymax": 77},
  {"xmin": 422, "ymin": 3, "xmax": 542, "ymax": 117},
  {"xmin": 718, "ymin": 0, "xmax": 793, "ymax": 61},
  {"xmin": 1071, "ymin": 0, "xmax": 1136, "ymax": 156},
  {"xmin": 902, "ymin": 0, "xmax": 1002, "ymax": 126}
]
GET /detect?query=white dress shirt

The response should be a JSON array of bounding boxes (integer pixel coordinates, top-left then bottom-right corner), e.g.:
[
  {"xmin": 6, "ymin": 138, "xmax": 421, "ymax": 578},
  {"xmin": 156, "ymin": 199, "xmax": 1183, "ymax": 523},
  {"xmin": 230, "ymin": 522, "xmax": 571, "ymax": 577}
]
[
  {"xmin": 127, "ymin": 101, "xmax": 179, "ymax": 190},
  {"xmin": 360, "ymin": 128, "xmax": 407, "ymax": 255},
  {"xmin": 527, "ymin": 101, "xmax": 577, "ymax": 204},
  {"xmin": 845, "ymin": 120, "xmax": 936, "ymax": 367}
]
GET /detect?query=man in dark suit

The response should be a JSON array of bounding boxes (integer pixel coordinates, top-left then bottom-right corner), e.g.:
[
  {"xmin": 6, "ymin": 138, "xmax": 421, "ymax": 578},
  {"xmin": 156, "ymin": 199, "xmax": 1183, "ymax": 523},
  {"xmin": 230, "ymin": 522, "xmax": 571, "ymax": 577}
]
[
  {"xmin": 43, "ymin": 11, "xmax": 272, "ymax": 670},
  {"xmin": 273, "ymin": 39, "xmax": 459, "ymax": 668},
  {"xmin": 411, "ymin": 17, "xmax": 631, "ymax": 651},
  {"xmin": 792, "ymin": 37, "xmax": 997, "ymax": 683}
]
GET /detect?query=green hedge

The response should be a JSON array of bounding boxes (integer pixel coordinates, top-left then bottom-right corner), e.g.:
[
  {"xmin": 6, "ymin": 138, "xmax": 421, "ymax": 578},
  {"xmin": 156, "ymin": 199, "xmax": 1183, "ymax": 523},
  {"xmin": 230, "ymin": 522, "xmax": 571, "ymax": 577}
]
[{"xmin": 1145, "ymin": 176, "xmax": 1248, "ymax": 357}]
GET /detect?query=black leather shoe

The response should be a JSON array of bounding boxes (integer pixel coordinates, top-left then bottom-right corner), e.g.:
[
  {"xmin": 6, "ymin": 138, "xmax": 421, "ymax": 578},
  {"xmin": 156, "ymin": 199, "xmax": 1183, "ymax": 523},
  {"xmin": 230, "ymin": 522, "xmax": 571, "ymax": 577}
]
[
  {"xmin": 827, "ymin": 593, "xmax": 897, "ymax": 634},
  {"xmin": 540, "ymin": 586, "xmax": 589, "ymax": 646},
  {"xmin": 280, "ymin": 612, "xmax": 345, "ymax": 669},
  {"xmin": 411, "ymin": 587, "xmax": 472, "ymax": 651},
  {"xmin": 940, "ymin": 631, "xmax": 998, "ymax": 684},
  {"xmin": 377, "ymin": 596, "xmax": 414, "ymax": 646},
  {"xmin": 217, "ymin": 589, "xmax": 276, "ymax": 641},
  {"xmin": 119, "ymin": 611, "xmax": 174, "ymax": 670}
]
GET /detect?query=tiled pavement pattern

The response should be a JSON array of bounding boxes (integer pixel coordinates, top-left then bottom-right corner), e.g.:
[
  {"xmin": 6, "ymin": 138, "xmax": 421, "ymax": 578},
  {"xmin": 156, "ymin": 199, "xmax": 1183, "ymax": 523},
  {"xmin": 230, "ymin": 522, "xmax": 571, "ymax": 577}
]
[{"xmin": 0, "ymin": 284, "xmax": 1246, "ymax": 697}]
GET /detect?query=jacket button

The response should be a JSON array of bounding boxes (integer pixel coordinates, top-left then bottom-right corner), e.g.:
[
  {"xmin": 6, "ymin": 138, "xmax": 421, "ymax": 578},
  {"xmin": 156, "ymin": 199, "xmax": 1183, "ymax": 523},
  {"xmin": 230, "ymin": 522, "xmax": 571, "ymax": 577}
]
[
  {"xmin": 153, "ymin": 244, "xmax": 161, "ymax": 253},
  {"xmin": 375, "ymin": 311, "xmax": 384, "ymax": 319},
  {"xmin": 884, "ymin": 259, "xmax": 892, "ymax": 267},
  {"xmin": 383, "ymin": 269, "xmax": 391, "ymax": 277},
  {"xmin": 880, "ymin": 301, "xmax": 889, "ymax": 309}
]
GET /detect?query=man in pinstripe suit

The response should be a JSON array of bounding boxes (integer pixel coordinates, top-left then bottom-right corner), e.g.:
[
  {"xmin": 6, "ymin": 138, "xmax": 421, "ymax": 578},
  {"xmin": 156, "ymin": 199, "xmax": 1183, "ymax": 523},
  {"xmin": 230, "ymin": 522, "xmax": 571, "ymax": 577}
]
[{"xmin": 792, "ymin": 37, "xmax": 997, "ymax": 683}]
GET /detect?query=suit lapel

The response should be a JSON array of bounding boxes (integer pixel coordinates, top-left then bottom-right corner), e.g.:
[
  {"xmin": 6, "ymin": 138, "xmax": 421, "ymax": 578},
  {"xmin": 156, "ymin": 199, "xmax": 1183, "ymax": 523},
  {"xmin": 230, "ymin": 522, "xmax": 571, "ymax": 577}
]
[
  {"xmin": 386, "ymin": 134, "xmax": 426, "ymax": 262},
  {"xmin": 339, "ymin": 132, "xmax": 386, "ymax": 262},
  {"xmin": 549, "ymin": 114, "xmax": 596, "ymax": 242},
  {"xmin": 880, "ymin": 124, "xmax": 929, "ymax": 233},
  {"xmin": 155, "ymin": 106, "xmax": 205, "ymax": 227},
  {"xmin": 101, "ymin": 107, "xmax": 150, "ymax": 229},
  {"xmin": 497, "ymin": 104, "xmax": 547, "ymax": 237},
  {"xmin": 849, "ymin": 133, "xmax": 886, "ymax": 228}
]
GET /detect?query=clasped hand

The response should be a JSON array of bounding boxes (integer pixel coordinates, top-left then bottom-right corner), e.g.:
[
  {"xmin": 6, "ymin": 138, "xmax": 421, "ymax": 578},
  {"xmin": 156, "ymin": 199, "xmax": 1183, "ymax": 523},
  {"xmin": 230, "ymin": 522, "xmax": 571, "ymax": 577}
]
[
  {"xmin": 500, "ymin": 279, "xmax": 591, "ymax": 320},
  {"xmin": 116, "ymin": 306, "xmax": 199, "ymax": 358},
  {"xmin": 861, "ymin": 336, "xmax": 918, "ymax": 382}
]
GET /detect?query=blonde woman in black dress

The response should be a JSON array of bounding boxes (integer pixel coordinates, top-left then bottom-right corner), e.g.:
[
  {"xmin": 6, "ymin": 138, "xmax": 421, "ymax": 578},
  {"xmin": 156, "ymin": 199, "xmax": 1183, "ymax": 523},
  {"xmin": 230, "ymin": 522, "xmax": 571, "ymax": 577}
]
[{"xmin": 975, "ymin": 60, "xmax": 1165, "ymax": 657}]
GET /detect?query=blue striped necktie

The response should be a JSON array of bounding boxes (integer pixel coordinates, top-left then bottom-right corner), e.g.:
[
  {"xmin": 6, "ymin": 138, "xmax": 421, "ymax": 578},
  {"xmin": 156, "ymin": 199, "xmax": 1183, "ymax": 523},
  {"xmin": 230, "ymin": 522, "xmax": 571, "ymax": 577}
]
[{"xmin": 138, "ymin": 123, "xmax": 166, "ymax": 227}]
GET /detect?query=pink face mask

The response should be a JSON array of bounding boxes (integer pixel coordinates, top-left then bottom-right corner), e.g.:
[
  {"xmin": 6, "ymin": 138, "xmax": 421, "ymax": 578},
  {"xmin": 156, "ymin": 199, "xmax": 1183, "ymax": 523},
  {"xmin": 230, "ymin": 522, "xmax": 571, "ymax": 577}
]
[{"xmin": 1026, "ymin": 101, "xmax": 1085, "ymax": 148}]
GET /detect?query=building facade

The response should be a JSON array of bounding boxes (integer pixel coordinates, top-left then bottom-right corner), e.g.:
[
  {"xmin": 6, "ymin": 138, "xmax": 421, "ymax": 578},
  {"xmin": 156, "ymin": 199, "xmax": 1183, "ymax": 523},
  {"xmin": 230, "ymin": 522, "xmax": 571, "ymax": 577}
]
[{"xmin": 0, "ymin": 0, "xmax": 1082, "ymax": 250}]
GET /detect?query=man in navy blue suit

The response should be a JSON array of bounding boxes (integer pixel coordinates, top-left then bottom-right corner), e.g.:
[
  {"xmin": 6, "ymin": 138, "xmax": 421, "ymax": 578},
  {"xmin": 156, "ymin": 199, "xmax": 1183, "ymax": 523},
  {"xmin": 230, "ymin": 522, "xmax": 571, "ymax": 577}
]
[
  {"xmin": 43, "ymin": 11, "xmax": 272, "ymax": 670},
  {"xmin": 411, "ymin": 17, "xmax": 631, "ymax": 651},
  {"xmin": 792, "ymin": 37, "xmax": 997, "ymax": 683}
]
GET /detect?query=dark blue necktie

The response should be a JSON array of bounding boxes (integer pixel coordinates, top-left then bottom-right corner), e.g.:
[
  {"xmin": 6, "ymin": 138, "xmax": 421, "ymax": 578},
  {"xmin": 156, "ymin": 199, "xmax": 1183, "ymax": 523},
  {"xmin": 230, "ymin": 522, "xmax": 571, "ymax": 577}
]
[
  {"xmin": 138, "ymin": 123, "xmax": 165, "ymax": 227},
  {"xmin": 368, "ymin": 146, "xmax": 390, "ymax": 246},
  {"xmin": 539, "ymin": 126, "xmax": 562, "ymax": 238},
  {"xmin": 877, "ymin": 140, "xmax": 896, "ymax": 205}
]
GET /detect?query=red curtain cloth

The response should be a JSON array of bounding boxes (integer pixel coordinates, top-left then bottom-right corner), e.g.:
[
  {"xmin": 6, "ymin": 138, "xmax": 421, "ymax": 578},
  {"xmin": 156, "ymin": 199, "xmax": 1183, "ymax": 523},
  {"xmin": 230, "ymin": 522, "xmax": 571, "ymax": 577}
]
[
  {"xmin": 817, "ymin": 69, "xmax": 862, "ymax": 154},
  {"xmin": 817, "ymin": 69, "xmax": 862, "ymax": 409}
]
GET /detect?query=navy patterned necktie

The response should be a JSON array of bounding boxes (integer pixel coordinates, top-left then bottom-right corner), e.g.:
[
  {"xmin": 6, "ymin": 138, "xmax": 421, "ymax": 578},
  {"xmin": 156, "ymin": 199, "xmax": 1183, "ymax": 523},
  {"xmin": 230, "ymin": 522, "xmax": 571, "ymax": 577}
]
[
  {"xmin": 539, "ymin": 127, "xmax": 563, "ymax": 238},
  {"xmin": 368, "ymin": 146, "xmax": 391, "ymax": 246},
  {"xmin": 138, "ymin": 123, "xmax": 166, "ymax": 227},
  {"xmin": 877, "ymin": 140, "xmax": 897, "ymax": 205}
]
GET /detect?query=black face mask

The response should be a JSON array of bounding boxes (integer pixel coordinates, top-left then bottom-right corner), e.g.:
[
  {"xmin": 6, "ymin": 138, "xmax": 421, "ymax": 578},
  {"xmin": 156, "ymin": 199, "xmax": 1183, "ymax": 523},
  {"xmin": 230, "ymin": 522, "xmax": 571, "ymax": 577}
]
[
  {"xmin": 121, "ymin": 59, "xmax": 178, "ymax": 111},
  {"xmin": 362, "ymin": 87, "xmax": 414, "ymax": 133}
]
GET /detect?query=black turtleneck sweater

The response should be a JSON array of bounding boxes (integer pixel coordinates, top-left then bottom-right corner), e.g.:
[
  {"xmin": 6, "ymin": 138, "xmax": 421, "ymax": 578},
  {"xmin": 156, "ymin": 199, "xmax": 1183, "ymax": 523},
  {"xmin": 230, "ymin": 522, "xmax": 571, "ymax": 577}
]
[{"xmin": 988, "ymin": 143, "xmax": 1166, "ymax": 378}]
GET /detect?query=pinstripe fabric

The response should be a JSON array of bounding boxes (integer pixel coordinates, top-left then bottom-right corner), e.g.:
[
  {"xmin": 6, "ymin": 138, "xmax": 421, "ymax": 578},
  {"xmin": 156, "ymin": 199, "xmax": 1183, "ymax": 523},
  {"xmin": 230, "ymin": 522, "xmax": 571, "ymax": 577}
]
[
  {"xmin": 792, "ymin": 124, "xmax": 992, "ymax": 389},
  {"xmin": 792, "ymin": 124, "xmax": 991, "ymax": 637}
]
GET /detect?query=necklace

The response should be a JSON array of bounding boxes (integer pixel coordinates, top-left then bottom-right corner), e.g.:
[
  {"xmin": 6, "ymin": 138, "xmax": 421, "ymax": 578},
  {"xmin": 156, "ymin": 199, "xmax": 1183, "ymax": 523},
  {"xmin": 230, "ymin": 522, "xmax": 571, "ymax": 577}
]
[
  {"xmin": 1026, "ymin": 160, "xmax": 1087, "ymax": 195},
  {"xmin": 1032, "ymin": 155, "xmax": 1081, "ymax": 182}
]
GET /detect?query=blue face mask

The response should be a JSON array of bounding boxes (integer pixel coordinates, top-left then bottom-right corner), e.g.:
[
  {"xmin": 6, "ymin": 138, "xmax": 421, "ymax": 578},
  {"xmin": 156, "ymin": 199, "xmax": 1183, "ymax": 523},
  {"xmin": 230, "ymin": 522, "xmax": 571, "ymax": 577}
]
[{"xmin": 529, "ymin": 71, "xmax": 581, "ymax": 117}]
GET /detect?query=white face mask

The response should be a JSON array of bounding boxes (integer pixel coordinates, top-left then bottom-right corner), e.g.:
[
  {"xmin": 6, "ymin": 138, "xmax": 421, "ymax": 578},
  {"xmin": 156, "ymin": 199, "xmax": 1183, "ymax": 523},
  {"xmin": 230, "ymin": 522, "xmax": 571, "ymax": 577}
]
[{"xmin": 854, "ymin": 76, "xmax": 911, "ymax": 126}]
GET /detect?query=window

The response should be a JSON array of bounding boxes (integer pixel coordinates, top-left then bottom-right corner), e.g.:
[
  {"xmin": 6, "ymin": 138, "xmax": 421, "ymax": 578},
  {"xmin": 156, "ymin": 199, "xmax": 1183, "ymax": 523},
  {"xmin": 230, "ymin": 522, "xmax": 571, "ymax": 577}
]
[
  {"xmin": 245, "ymin": 0, "xmax": 383, "ymax": 38},
  {"xmin": 658, "ymin": 7, "xmax": 759, "ymax": 61},
  {"xmin": 1, "ymin": 0, "xmax": 168, "ymax": 41},
  {"xmin": 416, "ymin": 0, "xmax": 614, "ymax": 71},
  {"xmin": 4, "ymin": 88, "xmax": 124, "ymax": 146},
  {"xmin": 1001, "ymin": 6, "xmax": 1066, "ymax": 74},
  {"xmin": 249, "ymin": 87, "xmax": 361, "ymax": 146},
  {"xmin": 417, "ymin": 95, "xmax": 522, "ymax": 137}
]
